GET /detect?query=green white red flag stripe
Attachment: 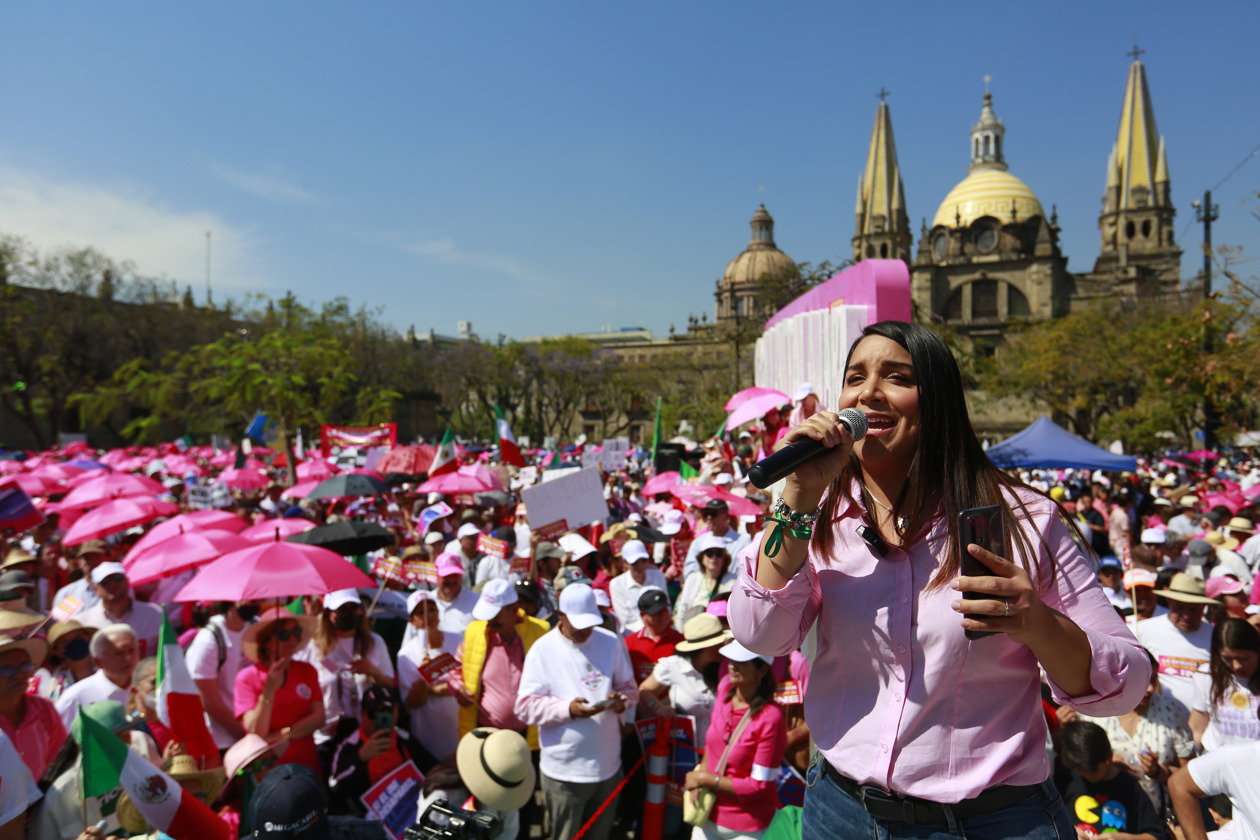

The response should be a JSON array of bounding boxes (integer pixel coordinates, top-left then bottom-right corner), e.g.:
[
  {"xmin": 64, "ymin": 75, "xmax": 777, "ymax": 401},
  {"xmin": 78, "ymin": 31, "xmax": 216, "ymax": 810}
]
[
  {"xmin": 494, "ymin": 405, "xmax": 525, "ymax": 467},
  {"xmin": 428, "ymin": 428, "xmax": 458, "ymax": 477},
  {"xmin": 156, "ymin": 612, "xmax": 218, "ymax": 759},
  {"xmin": 79, "ymin": 710, "xmax": 228, "ymax": 840}
]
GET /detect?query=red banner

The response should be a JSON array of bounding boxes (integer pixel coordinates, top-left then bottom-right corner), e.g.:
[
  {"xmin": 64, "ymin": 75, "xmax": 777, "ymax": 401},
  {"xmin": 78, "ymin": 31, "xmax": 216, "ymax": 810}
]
[{"xmin": 320, "ymin": 423, "xmax": 397, "ymax": 456}]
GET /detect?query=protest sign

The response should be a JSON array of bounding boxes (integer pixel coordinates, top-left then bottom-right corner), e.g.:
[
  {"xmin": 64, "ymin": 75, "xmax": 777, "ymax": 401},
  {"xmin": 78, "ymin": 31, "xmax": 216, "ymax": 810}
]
[
  {"xmin": 477, "ymin": 535, "xmax": 508, "ymax": 560},
  {"xmin": 522, "ymin": 468, "xmax": 608, "ymax": 535},
  {"xmin": 51, "ymin": 596, "xmax": 84, "ymax": 623},
  {"xmin": 418, "ymin": 502, "xmax": 453, "ymax": 533},
  {"xmin": 186, "ymin": 484, "xmax": 214, "ymax": 510},
  {"xmin": 601, "ymin": 438, "xmax": 630, "ymax": 470},
  {"xmin": 418, "ymin": 653, "xmax": 460, "ymax": 686},
  {"xmin": 581, "ymin": 448, "xmax": 603, "ymax": 470},
  {"xmin": 774, "ymin": 680, "xmax": 802, "ymax": 705},
  {"xmin": 360, "ymin": 761, "xmax": 424, "ymax": 839},
  {"xmin": 777, "ymin": 763, "xmax": 806, "ymax": 807},
  {"xmin": 541, "ymin": 465, "xmax": 582, "ymax": 484},
  {"xmin": 413, "ymin": 560, "xmax": 437, "ymax": 586},
  {"xmin": 533, "ymin": 520, "xmax": 568, "ymax": 541},
  {"xmin": 518, "ymin": 466, "xmax": 538, "ymax": 486}
]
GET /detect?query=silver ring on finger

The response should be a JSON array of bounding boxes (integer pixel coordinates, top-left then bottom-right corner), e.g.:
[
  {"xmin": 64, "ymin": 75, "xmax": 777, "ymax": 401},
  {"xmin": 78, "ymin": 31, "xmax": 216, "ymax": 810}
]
[{"xmin": 1003, "ymin": 599, "xmax": 1011, "ymax": 617}]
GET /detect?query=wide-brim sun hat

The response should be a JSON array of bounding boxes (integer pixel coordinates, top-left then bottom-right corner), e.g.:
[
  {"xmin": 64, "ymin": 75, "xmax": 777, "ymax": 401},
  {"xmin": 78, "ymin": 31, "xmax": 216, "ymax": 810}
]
[
  {"xmin": 225, "ymin": 732, "xmax": 289, "ymax": 780},
  {"xmin": 241, "ymin": 607, "xmax": 318, "ymax": 663},
  {"xmin": 0, "ymin": 635, "xmax": 48, "ymax": 670},
  {"xmin": 674, "ymin": 613, "xmax": 731, "ymax": 653},
  {"xmin": 456, "ymin": 728, "xmax": 536, "ymax": 812},
  {"xmin": 1155, "ymin": 572, "xmax": 1220, "ymax": 605}
]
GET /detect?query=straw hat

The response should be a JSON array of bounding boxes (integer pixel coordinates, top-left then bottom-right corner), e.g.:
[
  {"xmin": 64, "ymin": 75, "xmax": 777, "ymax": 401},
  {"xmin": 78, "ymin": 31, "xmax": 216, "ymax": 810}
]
[
  {"xmin": 674, "ymin": 613, "xmax": 731, "ymax": 653},
  {"xmin": 456, "ymin": 728, "xmax": 536, "ymax": 811},
  {"xmin": 240, "ymin": 608, "xmax": 317, "ymax": 663},
  {"xmin": 1204, "ymin": 530, "xmax": 1240, "ymax": 552},
  {"xmin": 1, "ymin": 549, "xmax": 36, "ymax": 570},
  {"xmin": 0, "ymin": 635, "xmax": 48, "ymax": 670},
  {"xmin": 0, "ymin": 606, "xmax": 45, "ymax": 635},
  {"xmin": 224, "ymin": 733, "xmax": 289, "ymax": 780},
  {"xmin": 1155, "ymin": 572, "xmax": 1220, "ymax": 605},
  {"xmin": 47, "ymin": 620, "xmax": 90, "ymax": 651}
]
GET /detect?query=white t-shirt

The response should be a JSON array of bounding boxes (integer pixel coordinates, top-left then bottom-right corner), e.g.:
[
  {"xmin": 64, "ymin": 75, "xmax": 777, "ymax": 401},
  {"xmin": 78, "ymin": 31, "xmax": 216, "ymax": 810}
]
[
  {"xmin": 517, "ymin": 627, "xmax": 636, "ymax": 784},
  {"xmin": 396, "ymin": 629, "xmax": 462, "ymax": 760},
  {"xmin": 185, "ymin": 615, "xmax": 248, "ymax": 748},
  {"xmin": 54, "ymin": 669, "xmax": 129, "ymax": 731},
  {"xmin": 1189, "ymin": 741, "xmax": 1260, "ymax": 840},
  {"xmin": 1192, "ymin": 672, "xmax": 1260, "ymax": 752},
  {"xmin": 436, "ymin": 588, "xmax": 480, "ymax": 636},
  {"xmin": 77, "ymin": 598, "xmax": 165, "ymax": 659},
  {"xmin": 608, "ymin": 568, "xmax": 667, "ymax": 634},
  {"xmin": 0, "ymin": 730, "xmax": 39, "ymax": 828},
  {"xmin": 475, "ymin": 554, "xmax": 515, "ymax": 587},
  {"xmin": 1138, "ymin": 613, "xmax": 1213, "ymax": 712},
  {"xmin": 652, "ymin": 654, "xmax": 716, "ymax": 745},
  {"xmin": 296, "ymin": 633, "xmax": 396, "ymax": 743}
]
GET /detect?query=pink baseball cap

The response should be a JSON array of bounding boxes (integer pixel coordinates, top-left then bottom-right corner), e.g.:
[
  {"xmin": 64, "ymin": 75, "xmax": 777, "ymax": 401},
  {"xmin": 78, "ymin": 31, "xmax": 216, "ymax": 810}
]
[
  {"xmin": 1206, "ymin": 576, "xmax": 1245, "ymax": 600},
  {"xmin": 435, "ymin": 552, "xmax": 465, "ymax": 578}
]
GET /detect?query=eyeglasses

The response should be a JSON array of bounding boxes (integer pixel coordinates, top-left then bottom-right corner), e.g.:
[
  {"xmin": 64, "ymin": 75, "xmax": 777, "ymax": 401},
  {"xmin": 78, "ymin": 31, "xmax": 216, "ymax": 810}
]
[
  {"xmin": 0, "ymin": 662, "xmax": 35, "ymax": 679},
  {"xmin": 271, "ymin": 627, "xmax": 303, "ymax": 642}
]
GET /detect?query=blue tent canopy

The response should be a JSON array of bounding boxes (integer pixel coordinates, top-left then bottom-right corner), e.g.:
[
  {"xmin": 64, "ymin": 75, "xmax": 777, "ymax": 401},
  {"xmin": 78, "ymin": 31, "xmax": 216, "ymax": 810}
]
[{"xmin": 985, "ymin": 416, "xmax": 1137, "ymax": 471}]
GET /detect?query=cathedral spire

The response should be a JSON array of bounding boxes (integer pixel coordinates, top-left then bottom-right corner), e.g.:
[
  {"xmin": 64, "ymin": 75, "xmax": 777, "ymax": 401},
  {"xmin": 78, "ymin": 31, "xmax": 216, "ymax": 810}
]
[
  {"xmin": 852, "ymin": 96, "xmax": 911, "ymax": 263},
  {"xmin": 1091, "ymin": 48, "xmax": 1180, "ymax": 291},
  {"xmin": 969, "ymin": 79, "xmax": 1007, "ymax": 172}
]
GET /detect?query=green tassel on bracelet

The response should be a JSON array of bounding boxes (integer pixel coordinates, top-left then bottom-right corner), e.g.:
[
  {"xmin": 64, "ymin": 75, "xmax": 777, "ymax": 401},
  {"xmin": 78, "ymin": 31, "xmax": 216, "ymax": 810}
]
[{"xmin": 763, "ymin": 514, "xmax": 812, "ymax": 558}]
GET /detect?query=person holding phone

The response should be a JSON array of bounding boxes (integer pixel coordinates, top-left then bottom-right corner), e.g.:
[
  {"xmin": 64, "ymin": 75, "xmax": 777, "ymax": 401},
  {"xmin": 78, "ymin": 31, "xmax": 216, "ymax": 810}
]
[
  {"xmin": 326, "ymin": 685, "xmax": 437, "ymax": 816},
  {"xmin": 729, "ymin": 320, "xmax": 1151, "ymax": 839}
]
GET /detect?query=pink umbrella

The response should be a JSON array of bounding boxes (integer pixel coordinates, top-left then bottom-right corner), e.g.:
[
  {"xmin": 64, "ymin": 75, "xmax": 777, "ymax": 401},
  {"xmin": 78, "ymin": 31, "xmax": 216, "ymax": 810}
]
[
  {"xmin": 458, "ymin": 463, "xmax": 503, "ymax": 490},
  {"xmin": 726, "ymin": 390, "xmax": 792, "ymax": 430},
  {"xmin": 171, "ymin": 541, "xmax": 376, "ymax": 602},
  {"xmin": 124, "ymin": 511, "xmax": 249, "ymax": 559},
  {"xmin": 208, "ymin": 452, "xmax": 235, "ymax": 467},
  {"xmin": 115, "ymin": 456, "xmax": 152, "ymax": 473},
  {"xmin": 242, "ymin": 458, "xmax": 269, "ymax": 471},
  {"xmin": 669, "ymin": 484, "xmax": 761, "ymax": 517},
  {"xmin": 723, "ymin": 386, "xmax": 790, "ymax": 412},
  {"xmin": 374, "ymin": 444, "xmax": 436, "ymax": 476},
  {"xmin": 28, "ymin": 463, "xmax": 85, "ymax": 483},
  {"xmin": 281, "ymin": 479, "xmax": 322, "ymax": 500},
  {"xmin": 417, "ymin": 471, "xmax": 493, "ymax": 494},
  {"xmin": 0, "ymin": 462, "xmax": 24, "ymax": 475},
  {"xmin": 57, "ymin": 473, "xmax": 167, "ymax": 511},
  {"xmin": 239, "ymin": 519, "xmax": 317, "ymax": 543},
  {"xmin": 0, "ymin": 473, "xmax": 64, "ymax": 497},
  {"xmin": 643, "ymin": 471, "xmax": 682, "ymax": 496},
  {"xmin": 296, "ymin": 460, "xmax": 339, "ymax": 480},
  {"xmin": 218, "ymin": 468, "xmax": 270, "ymax": 491},
  {"xmin": 63, "ymin": 497, "xmax": 179, "ymax": 546},
  {"xmin": 124, "ymin": 530, "xmax": 255, "ymax": 585},
  {"xmin": 1244, "ymin": 484, "xmax": 1260, "ymax": 500}
]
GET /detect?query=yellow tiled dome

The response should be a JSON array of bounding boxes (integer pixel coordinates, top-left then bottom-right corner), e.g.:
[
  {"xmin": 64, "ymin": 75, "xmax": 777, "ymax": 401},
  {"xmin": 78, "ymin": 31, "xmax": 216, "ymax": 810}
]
[{"xmin": 931, "ymin": 168, "xmax": 1045, "ymax": 229}]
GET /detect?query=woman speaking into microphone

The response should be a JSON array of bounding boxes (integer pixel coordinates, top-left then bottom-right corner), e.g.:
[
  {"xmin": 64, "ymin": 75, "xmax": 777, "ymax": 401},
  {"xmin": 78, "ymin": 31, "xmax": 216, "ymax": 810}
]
[{"xmin": 728, "ymin": 321, "xmax": 1149, "ymax": 839}]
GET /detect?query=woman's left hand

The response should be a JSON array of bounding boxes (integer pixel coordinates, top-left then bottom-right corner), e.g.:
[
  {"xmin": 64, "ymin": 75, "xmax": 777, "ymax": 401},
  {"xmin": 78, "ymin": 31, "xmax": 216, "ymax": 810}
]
[
  {"xmin": 951, "ymin": 542, "xmax": 1053, "ymax": 646},
  {"xmin": 683, "ymin": 768, "xmax": 714, "ymax": 792}
]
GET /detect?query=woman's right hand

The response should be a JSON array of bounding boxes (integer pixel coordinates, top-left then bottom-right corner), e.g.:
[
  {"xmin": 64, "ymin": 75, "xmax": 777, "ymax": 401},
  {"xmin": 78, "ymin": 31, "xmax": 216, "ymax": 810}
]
[
  {"xmin": 776, "ymin": 412, "xmax": 858, "ymax": 506},
  {"xmin": 263, "ymin": 657, "xmax": 291, "ymax": 694}
]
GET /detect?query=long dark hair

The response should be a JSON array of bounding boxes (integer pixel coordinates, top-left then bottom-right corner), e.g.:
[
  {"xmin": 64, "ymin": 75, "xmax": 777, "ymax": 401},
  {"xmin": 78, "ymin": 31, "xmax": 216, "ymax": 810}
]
[
  {"xmin": 1209, "ymin": 618, "xmax": 1260, "ymax": 707},
  {"xmin": 812, "ymin": 321, "xmax": 1042, "ymax": 589},
  {"xmin": 725, "ymin": 660, "xmax": 776, "ymax": 719}
]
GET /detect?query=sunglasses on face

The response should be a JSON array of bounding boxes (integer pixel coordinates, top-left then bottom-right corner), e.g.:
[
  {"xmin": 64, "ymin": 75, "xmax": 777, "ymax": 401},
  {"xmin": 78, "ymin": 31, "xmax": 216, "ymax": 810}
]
[
  {"xmin": 702, "ymin": 549, "xmax": 727, "ymax": 558},
  {"xmin": 271, "ymin": 627, "xmax": 303, "ymax": 642},
  {"xmin": 0, "ymin": 662, "xmax": 35, "ymax": 679},
  {"xmin": 99, "ymin": 575, "xmax": 127, "ymax": 587}
]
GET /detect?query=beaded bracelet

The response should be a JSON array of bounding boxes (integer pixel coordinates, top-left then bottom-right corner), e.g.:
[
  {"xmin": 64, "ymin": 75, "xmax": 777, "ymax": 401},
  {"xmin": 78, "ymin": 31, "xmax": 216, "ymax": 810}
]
[{"xmin": 764, "ymin": 498, "xmax": 820, "ymax": 558}]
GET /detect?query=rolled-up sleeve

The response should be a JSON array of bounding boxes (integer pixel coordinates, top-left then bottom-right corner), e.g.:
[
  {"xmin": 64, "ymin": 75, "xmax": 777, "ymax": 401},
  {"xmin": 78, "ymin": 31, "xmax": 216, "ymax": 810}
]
[
  {"xmin": 728, "ymin": 535, "xmax": 822, "ymax": 658},
  {"xmin": 1037, "ymin": 511, "xmax": 1152, "ymax": 715}
]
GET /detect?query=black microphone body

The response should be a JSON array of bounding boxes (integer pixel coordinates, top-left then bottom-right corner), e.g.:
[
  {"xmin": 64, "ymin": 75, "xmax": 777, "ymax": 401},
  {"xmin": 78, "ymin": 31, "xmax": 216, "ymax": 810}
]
[{"xmin": 747, "ymin": 408, "xmax": 868, "ymax": 489}]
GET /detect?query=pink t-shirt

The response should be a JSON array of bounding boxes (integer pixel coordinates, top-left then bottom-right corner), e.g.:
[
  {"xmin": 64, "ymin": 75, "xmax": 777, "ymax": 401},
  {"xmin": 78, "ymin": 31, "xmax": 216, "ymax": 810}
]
[
  {"xmin": 0, "ymin": 694, "xmax": 66, "ymax": 780},
  {"xmin": 478, "ymin": 633, "xmax": 526, "ymax": 732},
  {"xmin": 233, "ymin": 661, "xmax": 322, "ymax": 773},
  {"xmin": 704, "ymin": 677, "xmax": 786, "ymax": 832}
]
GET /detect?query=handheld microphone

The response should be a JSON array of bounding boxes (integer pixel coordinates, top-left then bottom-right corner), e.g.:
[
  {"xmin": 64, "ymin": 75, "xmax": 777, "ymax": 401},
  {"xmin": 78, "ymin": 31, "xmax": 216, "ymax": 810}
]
[{"xmin": 747, "ymin": 408, "xmax": 869, "ymax": 489}]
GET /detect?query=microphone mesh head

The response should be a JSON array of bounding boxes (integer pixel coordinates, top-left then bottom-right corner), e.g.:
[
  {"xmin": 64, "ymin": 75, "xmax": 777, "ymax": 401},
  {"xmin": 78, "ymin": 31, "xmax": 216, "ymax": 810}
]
[{"xmin": 839, "ymin": 408, "xmax": 868, "ymax": 440}]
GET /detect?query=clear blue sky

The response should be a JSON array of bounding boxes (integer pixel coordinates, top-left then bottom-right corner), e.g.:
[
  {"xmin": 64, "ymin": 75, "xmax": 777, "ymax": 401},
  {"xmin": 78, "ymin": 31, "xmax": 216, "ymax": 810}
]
[{"xmin": 3, "ymin": 2, "xmax": 1257, "ymax": 341}]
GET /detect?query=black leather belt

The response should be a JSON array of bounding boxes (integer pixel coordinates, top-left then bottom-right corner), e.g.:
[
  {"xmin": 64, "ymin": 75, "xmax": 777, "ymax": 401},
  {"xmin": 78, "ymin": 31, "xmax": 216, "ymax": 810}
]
[{"xmin": 823, "ymin": 761, "xmax": 1042, "ymax": 825}]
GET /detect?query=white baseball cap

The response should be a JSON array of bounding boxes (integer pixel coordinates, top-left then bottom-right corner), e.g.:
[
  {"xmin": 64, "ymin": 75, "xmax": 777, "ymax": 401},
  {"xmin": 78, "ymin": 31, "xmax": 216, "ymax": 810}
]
[
  {"xmin": 593, "ymin": 589, "xmax": 611, "ymax": 609},
  {"xmin": 90, "ymin": 562, "xmax": 127, "ymax": 585},
  {"xmin": 558, "ymin": 583, "xmax": 603, "ymax": 630},
  {"xmin": 323, "ymin": 589, "xmax": 361, "ymax": 612},
  {"xmin": 457, "ymin": 523, "xmax": 482, "ymax": 539},
  {"xmin": 424, "ymin": 531, "xmax": 446, "ymax": 546},
  {"xmin": 658, "ymin": 510, "xmax": 686, "ymax": 536},
  {"xmin": 621, "ymin": 540, "xmax": 650, "ymax": 564},
  {"xmin": 472, "ymin": 578, "xmax": 519, "ymax": 621},
  {"xmin": 406, "ymin": 590, "xmax": 437, "ymax": 615},
  {"xmin": 1139, "ymin": 528, "xmax": 1167, "ymax": 544},
  {"xmin": 558, "ymin": 533, "xmax": 597, "ymax": 559},
  {"xmin": 718, "ymin": 638, "xmax": 772, "ymax": 664},
  {"xmin": 793, "ymin": 382, "xmax": 816, "ymax": 402}
]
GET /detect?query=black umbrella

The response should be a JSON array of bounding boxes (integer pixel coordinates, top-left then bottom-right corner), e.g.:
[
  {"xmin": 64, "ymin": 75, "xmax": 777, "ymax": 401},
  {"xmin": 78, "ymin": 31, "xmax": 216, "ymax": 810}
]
[
  {"xmin": 474, "ymin": 490, "xmax": 514, "ymax": 507},
  {"xmin": 285, "ymin": 521, "xmax": 395, "ymax": 556},
  {"xmin": 307, "ymin": 474, "xmax": 389, "ymax": 500}
]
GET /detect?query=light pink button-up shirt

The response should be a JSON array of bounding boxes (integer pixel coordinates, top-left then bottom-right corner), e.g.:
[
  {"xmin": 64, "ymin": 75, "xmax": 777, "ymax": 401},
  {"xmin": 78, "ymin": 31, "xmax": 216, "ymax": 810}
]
[{"xmin": 729, "ymin": 485, "xmax": 1150, "ymax": 803}]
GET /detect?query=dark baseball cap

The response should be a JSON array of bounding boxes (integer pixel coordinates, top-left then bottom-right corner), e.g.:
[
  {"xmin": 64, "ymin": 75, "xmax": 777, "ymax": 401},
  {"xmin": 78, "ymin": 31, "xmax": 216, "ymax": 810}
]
[
  {"xmin": 362, "ymin": 685, "xmax": 399, "ymax": 714},
  {"xmin": 701, "ymin": 498, "xmax": 729, "ymax": 514},
  {"xmin": 249, "ymin": 764, "xmax": 331, "ymax": 840},
  {"xmin": 638, "ymin": 588, "xmax": 670, "ymax": 615}
]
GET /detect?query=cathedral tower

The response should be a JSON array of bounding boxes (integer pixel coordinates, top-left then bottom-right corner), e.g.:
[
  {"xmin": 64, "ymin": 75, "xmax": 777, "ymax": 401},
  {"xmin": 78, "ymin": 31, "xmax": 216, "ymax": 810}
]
[
  {"xmin": 1091, "ymin": 50, "xmax": 1181, "ymax": 294},
  {"xmin": 715, "ymin": 205, "xmax": 797, "ymax": 323},
  {"xmin": 852, "ymin": 95, "xmax": 912, "ymax": 264}
]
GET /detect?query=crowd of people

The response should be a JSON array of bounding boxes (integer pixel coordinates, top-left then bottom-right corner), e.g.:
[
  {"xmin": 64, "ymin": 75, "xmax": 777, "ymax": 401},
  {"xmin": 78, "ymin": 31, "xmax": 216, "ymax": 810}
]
[{"xmin": 0, "ymin": 325, "xmax": 1258, "ymax": 839}]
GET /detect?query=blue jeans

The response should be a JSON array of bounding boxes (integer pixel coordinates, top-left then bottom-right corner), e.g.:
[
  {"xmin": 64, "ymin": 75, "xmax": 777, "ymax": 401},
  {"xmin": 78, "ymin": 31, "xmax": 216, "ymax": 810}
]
[{"xmin": 801, "ymin": 755, "xmax": 1076, "ymax": 839}]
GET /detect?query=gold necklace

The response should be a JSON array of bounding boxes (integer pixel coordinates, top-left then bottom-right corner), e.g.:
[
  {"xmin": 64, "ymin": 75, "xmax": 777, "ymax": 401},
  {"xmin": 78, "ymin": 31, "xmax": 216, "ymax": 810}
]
[{"xmin": 864, "ymin": 487, "xmax": 910, "ymax": 534}]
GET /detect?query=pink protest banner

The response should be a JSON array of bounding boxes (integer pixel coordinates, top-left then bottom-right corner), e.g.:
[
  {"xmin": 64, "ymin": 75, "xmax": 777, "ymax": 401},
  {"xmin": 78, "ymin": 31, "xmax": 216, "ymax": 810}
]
[
  {"xmin": 359, "ymin": 760, "xmax": 424, "ymax": 839},
  {"xmin": 774, "ymin": 680, "xmax": 802, "ymax": 705},
  {"xmin": 320, "ymin": 423, "xmax": 397, "ymax": 456},
  {"xmin": 418, "ymin": 652, "xmax": 460, "ymax": 686},
  {"xmin": 509, "ymin": 553, "xmax": 531, "ymax": 577},
  {"xmin": 477, "ymin": 534, "xmax": 508, "ymax": 560},
  {"xmin": 412, "ymin": 560, "xmax": 437, "ymax": 586},
  {"xmin": 51, "ymin": 596, "xmax": 84, "ymax": 623},
  {"xmin": 534, "ymin": 519, "xmax": 568, "ymax": 541}
]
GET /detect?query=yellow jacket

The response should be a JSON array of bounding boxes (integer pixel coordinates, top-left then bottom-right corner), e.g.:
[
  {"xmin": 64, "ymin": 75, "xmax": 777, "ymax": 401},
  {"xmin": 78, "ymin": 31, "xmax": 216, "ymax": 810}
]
[{"xmin": 458, "ymin": 611, "xmax": 550, "ymax": 750}]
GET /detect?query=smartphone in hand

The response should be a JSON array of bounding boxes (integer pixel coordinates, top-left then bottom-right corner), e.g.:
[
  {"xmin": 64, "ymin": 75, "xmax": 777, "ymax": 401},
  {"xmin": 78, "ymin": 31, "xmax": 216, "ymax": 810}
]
[
  {"xmin": 374, "ymin": 711, "xmax": 394, "ymax": 732},
  {"xmin": 588, "ymin": 696, "xmax": 617, "ymax": 713},
  {"xmin": 959, "ymin": 505, "xmax": 1006, "ymax": 641}
]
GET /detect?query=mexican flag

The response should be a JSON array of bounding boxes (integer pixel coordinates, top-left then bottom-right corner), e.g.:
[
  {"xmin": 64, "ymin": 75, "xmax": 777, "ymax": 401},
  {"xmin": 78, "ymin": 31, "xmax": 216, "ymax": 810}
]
[
  {"xmin": 495, "ymin": 405, "xmax": 525, "ymax": 467},
  {"xmin": 156, "ymin": 613, "xmax": 218, "ymax": 759},
  {"xmin": 428, "ymin": 428, "xmax": 458, "ymax": 477},
  {"xmin": 79, "ymin": 710, "xmax": 228, "ymax": 840}
]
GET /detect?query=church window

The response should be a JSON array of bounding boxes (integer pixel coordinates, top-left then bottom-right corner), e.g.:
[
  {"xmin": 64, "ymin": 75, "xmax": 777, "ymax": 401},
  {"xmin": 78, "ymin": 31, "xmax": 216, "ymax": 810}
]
[
  {"xmin": 945, "ymin": 288, "xmax": 963, "ymax": 321},
  {"xmin": 1141, "ymin": 220, "xmax": 1152, "ymax": 238},
  {"xmin": 983, "ymin": 135, "xmax": 991, "ymax": 156},
  {"xmin": 880, "ymin": 243, "xmax": 888, "ymax": 258},
  {"xmin": 974, "ymin": 138, "xmax": 980, "ymax": 159},
  {"xmin": 933, "ymin": 233, "xmax": 949, "ymax": 260},
  {"xmin": 973, "ymin": 280, "xmax": 998, "ymax": 319},
  {"xmin": 866, "ymin": 244, "xmax": 875, "ymax": 258},
  {"xmin": 1008, "ymin": 285, "xmax": 1030, "ymax": 317},
  {"xmin": 1125, "ymin": 221, "xmax": 1136, "ymax": 239},
  {"xmin": 995, "ymin": 135, "xmax": 1001, "ymax": 158}
]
